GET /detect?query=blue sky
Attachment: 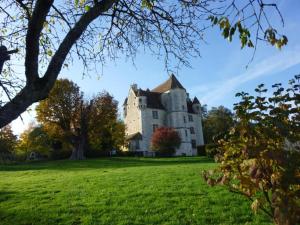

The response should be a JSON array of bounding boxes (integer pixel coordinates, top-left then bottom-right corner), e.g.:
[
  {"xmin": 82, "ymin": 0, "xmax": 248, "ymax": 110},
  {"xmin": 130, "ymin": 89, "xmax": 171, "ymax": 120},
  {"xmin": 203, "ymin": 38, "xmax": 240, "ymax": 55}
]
[{"xmin": 10, "ymin": 0, "xmax": 300, "ymax": 135}]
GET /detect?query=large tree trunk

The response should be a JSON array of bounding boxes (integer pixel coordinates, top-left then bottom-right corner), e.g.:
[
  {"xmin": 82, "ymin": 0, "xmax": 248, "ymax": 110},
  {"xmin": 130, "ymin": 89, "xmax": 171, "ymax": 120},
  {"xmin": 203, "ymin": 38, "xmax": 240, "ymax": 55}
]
[
  {"xmin": 69, "ymin": 136, "xmax": 86, "ymax": 160},
  {"xmin": 69, "ymin": 99, "xmax": 92, "ymax": 160}
]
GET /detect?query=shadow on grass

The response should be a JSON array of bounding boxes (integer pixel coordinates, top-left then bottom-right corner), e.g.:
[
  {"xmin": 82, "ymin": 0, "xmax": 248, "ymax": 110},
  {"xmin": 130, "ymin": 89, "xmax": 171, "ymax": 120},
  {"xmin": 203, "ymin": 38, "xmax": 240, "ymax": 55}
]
[
  {"xmin": 0, "ymin": 191, "xmax": 16, "ymax": 202},
  {"xmin": 0, "ymin": 157, "xmax": 215, "ymax": 172}
]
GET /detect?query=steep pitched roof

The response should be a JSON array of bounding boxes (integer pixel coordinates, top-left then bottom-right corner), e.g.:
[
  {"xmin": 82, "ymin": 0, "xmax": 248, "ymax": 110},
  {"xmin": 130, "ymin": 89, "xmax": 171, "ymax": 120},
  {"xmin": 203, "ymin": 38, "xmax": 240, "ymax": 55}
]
[
  {"xmin": 135, "ymin": 89, "xmax": 165, "ymax": 110},
  {"xmin": 126, "ymin": 132, "xmax": 143, "ymax": 140},
  {"xmin": 187, "ymin": 99, "xmax": 195, "ymax": 114},
  {"xmin": 123, "ymin": 97, "xmax": 128, "ymax": 106},
  {"xmin": 193, "ymin": 97, "xmax": 200, "ymax": 104},
  {"xmin": 151, "ymin": 74, "xmax": 185, "ymax": 93}
]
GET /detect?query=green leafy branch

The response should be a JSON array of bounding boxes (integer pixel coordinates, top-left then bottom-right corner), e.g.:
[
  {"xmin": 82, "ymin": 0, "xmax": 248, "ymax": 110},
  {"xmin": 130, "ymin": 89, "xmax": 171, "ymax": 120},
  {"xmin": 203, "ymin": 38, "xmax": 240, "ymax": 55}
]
[{"xmin": 208, "ymin": 15, "xmax": 287, "ymax": 50}]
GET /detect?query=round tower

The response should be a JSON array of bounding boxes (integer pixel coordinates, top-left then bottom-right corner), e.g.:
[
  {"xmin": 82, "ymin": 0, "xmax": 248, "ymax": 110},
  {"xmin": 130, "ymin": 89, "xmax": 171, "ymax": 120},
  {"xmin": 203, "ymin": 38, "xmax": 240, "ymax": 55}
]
[
  {"xmin": 151, "ymin": 74, "xmax": 193, "ymax": 155},
  {"xmin": 169, "ymin": 88, "xmax": 187, "ymax": 113},
  {"xmin": 167, "ymin": 88, "xmax": 192, "ymax": 155}
]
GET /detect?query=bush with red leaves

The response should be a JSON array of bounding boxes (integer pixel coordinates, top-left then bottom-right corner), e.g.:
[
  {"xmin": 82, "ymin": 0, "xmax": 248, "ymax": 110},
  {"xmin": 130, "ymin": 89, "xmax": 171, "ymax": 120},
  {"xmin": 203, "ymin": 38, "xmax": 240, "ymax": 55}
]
[{"xmin": 151, "ymin": 127, "xmax": 181, "ymax": 156}]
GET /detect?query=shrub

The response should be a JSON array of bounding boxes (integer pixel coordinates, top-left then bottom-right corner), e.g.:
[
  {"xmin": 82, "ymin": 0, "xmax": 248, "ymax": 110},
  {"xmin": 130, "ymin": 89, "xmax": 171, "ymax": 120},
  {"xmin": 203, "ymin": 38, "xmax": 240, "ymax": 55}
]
[
  {"xmin": 205, "ymin": 144, "xmax": 219, "ymax": 158},
  {"xmin": 203, "ymin": 75, "xmax": 300, "ymax": 225},
  {"xmin": 151, "ymin": 127, "xmax": 181, "ymax": 156}
]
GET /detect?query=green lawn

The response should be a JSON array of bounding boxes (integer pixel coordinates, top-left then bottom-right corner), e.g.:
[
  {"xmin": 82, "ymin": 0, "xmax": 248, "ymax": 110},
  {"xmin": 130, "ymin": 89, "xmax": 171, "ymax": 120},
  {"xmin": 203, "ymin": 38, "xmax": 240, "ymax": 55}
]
[{"xmin": 0, "ymin": 157, "xmax": 271, "ymax": 225}]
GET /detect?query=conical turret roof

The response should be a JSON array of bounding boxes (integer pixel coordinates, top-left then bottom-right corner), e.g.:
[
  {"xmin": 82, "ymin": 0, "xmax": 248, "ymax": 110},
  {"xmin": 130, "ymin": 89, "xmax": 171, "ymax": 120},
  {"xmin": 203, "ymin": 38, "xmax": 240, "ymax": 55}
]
[{"xmin": 193, "ymin": 97, "xmax": 200, "ymax": 104}]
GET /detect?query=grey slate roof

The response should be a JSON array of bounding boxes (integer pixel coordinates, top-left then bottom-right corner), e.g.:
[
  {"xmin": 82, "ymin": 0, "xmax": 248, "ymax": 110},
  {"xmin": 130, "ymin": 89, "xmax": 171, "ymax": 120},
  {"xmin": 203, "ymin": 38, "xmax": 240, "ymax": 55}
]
[
  {"xmin": 135, "ymin": 89, "xmax": 165, "ymax": 110},
  {"xmin": 187, "ymin": 99, "xmax": 195, "ymax": 114},
  {"xmin": 193, "ymin": 97, "xmax": 200, "ymax": 104},
  {"xmin": 126, "ymin": 132, "xmax": 143, "ymax": 140}
]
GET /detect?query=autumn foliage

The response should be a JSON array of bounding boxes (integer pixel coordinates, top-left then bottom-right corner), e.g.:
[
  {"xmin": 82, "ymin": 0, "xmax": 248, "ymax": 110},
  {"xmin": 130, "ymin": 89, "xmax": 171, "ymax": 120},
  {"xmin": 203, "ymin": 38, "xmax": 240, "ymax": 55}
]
[
  {"xmin": 151, "ymin": 127, "xmax": 181, "ymax": 156},
  {"xmin": 203, "ymin": 75, "xmax": 300, "ymax": 225},
  {"xmin": 35, "ymin": 79, "xmax": 125, "ymax": 159}
]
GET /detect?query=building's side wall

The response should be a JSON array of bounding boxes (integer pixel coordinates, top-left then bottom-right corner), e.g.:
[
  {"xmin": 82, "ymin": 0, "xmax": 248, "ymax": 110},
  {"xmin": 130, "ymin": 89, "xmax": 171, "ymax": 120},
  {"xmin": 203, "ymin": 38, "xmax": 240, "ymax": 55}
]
[
  {"xmin": 192, "ymin": 103, "xmax": 205, "ymax": 147},
  {"xmin": 124, "ymin": 89, "xmax": 142, "ymax": 138},
  {"xmin": 140, "ymin": 108, "xmax": 166, "ymax": 151},
  {"xmin": 188, "ymin": 113, "xmax": 204, "ymax": 155},
  {"xmin": 194, "ymin": 114, "xmax": 204, "ymax": 146}
]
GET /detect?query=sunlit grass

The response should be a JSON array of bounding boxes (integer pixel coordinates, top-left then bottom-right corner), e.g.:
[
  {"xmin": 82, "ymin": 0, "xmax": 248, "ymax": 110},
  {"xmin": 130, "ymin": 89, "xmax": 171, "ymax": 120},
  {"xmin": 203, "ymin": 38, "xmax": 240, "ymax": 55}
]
[{"xmin": 0, "ymin": 157, "xmax": 271, "ymax": 225}]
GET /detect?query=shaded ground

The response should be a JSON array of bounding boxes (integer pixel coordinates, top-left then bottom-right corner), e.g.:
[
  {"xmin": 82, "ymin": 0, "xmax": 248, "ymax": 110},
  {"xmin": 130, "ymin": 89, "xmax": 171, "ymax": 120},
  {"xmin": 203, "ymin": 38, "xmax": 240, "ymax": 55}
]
[{"xmin": 0, "ymin": 157, "xmax": 271, "ymax": 225}]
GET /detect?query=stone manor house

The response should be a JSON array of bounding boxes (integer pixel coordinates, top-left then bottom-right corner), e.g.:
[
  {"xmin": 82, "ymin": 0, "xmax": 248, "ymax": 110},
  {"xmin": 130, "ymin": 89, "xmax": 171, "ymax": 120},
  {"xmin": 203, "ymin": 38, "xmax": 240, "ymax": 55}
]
[{"xmin": 123, "ymin": 74, "xmax": 204, "ymax": 156}]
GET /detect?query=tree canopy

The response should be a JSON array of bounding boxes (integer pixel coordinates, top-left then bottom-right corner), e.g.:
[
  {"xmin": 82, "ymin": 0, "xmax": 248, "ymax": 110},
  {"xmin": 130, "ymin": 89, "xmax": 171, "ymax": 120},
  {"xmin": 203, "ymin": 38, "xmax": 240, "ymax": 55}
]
[
  {"xmin": 16, "ymin": 124, "xmax": 53, "ymax": 159},
  {"xmin": 35, "ymin": 79, "xmax": 125, "ymax": 159},
  {"xmin": 0, "ymin": 125, "xmax": 17, "ymax": 154},
  {"xmin": 0, "ymin": 0, "xmax": 287, "ymax": 127},
  {"xmin": 202, "ymin": 106, "xmax": 234, "ymax": 144}
]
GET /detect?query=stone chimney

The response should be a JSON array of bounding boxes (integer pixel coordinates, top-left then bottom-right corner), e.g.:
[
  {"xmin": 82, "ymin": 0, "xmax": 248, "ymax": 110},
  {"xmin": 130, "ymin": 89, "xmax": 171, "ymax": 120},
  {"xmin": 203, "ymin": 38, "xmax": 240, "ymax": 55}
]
[{"xmin": 131, "ymin": 83, "xmax": 138, "ymax": 91}]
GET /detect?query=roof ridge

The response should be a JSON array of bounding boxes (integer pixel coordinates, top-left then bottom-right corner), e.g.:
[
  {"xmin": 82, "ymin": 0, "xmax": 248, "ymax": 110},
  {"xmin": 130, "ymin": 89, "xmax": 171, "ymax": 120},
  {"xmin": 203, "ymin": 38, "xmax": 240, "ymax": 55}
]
[
  {"xmin": 193, "ymin": 97, "xmax": 200, "ymax": 104},
  {"xmin": 151, "ymin": 74, "xmax": 185, "ymax": 93}
]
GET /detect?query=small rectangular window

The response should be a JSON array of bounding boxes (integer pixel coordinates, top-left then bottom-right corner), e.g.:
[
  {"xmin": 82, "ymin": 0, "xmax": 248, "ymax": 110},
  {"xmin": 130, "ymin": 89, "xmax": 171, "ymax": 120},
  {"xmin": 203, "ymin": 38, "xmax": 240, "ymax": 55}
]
[
  {"xmin": 152, "ymin": 111, "xmax": 158, "ymax": 119},
  {"xmin": 185, "ymin": 129, "xmax": 188, "ymax": 137},
  {"xmin": 153, "ymin": 124, "xmax": 158, "ymax": 132},
  {"xmin": 190, "ymin": 127, "xmax": 195, "ymax": 134},
  {"xmin": 188, "ymin": 115, "xmax": 193, "ymax": 122},
  {"xmin": 135, "ymin": 140, "xmax": 140, "ymax": 150},
  {"xmin": 183, "ymin": 116, "xmax": 186, "ymax": 123},
  {"xmin": 191, "ymin": 139, "xmax": 196, "ymax": 148}
]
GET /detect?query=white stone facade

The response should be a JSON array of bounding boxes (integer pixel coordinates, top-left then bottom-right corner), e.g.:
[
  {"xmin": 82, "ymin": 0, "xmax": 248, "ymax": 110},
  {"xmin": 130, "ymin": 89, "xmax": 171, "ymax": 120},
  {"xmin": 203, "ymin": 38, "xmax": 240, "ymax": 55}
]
[{"xmin": 124, "ymin": 75, "xmax": 204, "ymax": 156}]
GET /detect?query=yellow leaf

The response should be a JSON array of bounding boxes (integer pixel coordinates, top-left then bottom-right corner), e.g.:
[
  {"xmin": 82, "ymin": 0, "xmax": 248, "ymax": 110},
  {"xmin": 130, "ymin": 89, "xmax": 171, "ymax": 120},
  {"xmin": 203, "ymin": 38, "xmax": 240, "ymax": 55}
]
[{"xmin": 251, "ymin": 199, "xmax": 259, "ymax": 213}]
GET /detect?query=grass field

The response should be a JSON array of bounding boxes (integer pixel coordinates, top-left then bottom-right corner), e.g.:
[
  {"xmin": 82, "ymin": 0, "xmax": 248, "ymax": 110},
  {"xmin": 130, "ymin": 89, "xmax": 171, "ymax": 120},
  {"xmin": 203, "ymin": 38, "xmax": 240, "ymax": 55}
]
[{"xmin": 0, "ymin": 157, "xmax": 271, "ymax": 225}]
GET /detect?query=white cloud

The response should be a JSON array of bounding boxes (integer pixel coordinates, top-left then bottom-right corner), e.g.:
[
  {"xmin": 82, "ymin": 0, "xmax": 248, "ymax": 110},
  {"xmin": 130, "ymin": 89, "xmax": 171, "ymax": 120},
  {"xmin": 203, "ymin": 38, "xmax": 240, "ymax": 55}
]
[
  {"xmin": 192, "ymin": 46, "xmax": 300, "ymax": 106},
  {"xmin": 10, "ymin": 105, "xmax": 37, "ymax": 136}
]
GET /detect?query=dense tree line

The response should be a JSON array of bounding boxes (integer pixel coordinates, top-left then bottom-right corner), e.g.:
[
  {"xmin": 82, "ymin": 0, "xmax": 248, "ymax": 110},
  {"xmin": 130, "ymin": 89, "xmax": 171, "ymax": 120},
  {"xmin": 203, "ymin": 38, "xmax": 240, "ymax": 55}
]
[
  {"xmin": 202, "ymin": 106, "xmax": 234, "ymax": 144},
  {"xmin": 201, "ymin": 105, "xmax": 235, "ymax": 157}
]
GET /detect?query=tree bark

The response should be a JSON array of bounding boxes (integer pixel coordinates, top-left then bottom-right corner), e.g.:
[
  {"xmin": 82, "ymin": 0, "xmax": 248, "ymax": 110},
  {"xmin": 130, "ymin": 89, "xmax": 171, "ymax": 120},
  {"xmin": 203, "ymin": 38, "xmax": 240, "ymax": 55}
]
[
  {"xmin": 69, "ymin": 136, "xmax": 86, "ymax": 160},
  {"xmin": 69, "ymin": 100, "xmax": 92, "ymax": 160}
]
